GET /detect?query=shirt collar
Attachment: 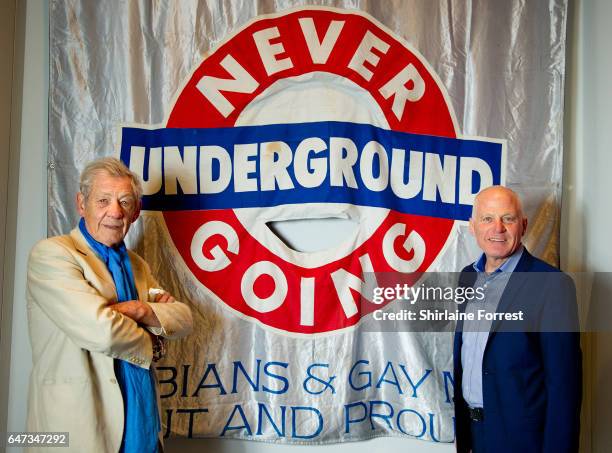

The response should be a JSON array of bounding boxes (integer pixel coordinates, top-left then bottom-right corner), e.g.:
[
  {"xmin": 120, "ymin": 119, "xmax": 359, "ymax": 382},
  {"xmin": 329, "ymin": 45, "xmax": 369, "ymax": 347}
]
[{"xmin": 473, "ymin": 245, "xmax": 524, "ymax": 274}]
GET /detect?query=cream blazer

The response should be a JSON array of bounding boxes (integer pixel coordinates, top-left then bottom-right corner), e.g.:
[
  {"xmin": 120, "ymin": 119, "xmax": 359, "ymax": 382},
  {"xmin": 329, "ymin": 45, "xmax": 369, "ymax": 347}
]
[{"xmin": 25, "ymin": 228, "xmax": 193, "ymax": 452}]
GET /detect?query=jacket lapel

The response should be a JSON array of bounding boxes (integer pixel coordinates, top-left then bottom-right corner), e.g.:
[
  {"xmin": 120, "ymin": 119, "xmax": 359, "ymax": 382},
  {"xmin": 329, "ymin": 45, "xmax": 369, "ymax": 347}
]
[
  {"xmin": 456, "ymin": 269, "xmax": 477, "ymax": 332},
  {"xmin": 485, "ymin": 249, "xmax": 534, "ymax": 345},
  {"xmin": 70, "ymin": 227, "xmax": 148, "ymax": 303},
  {"xmin": 454, "ymin": 268, "xmax": 477, "ymax": 373},
  {"xmin": 128, "ymin": 252, "xmax": 148, "ymax": 302},
  {"xmin": 69, "ymin": 228, "xmax": 118, "ymax": 300}
]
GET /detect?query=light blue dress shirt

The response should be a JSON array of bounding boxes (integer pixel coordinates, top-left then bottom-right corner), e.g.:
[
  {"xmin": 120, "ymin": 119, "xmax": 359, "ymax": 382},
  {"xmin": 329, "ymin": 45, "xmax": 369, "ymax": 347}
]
[{"xmin": 461, "ymin": 246, "xmax": 524, "ymax": 408}]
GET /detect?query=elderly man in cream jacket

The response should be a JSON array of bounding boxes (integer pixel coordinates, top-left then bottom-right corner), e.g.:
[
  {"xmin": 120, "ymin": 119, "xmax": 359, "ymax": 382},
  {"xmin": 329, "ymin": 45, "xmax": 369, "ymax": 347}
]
[{"xmin": 26, "ymin": 158, "xmax": 193, "ymax": 452}]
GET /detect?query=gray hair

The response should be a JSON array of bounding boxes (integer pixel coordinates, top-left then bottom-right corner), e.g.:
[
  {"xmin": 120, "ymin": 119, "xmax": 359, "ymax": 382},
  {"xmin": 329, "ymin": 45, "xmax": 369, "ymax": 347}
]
[{"xmin": 79, "ymin": 157, "xmax": 143, "ymax": 200}]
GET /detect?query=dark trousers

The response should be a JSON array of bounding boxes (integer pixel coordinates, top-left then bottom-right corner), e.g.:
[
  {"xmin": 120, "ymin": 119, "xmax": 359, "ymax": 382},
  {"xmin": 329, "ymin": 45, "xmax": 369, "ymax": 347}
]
[{"xmin": 470, "ymin": 419, "xmax": 487, "ymax": 453}]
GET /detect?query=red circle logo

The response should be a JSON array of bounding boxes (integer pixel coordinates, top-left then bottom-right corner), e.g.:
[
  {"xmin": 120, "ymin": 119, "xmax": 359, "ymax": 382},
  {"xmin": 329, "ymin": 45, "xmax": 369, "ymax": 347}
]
[{"xmin": 159, "ymin": 8, "xmax": 459, "ymax": 334}]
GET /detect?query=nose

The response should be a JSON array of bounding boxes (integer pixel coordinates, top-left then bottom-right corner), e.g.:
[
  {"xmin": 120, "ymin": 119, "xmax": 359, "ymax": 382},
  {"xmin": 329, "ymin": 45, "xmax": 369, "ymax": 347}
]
[
  {"xmin": 107, "ymin": 199, "xmax": 124, "ymax": 218},
  {"xmin": 493, "ymin": 218, "xmax": 506, "ymax": 233}
]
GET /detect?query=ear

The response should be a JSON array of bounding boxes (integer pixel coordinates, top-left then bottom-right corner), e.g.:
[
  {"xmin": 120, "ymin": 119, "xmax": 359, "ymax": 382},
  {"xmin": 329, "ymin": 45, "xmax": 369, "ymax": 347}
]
[
  {"xmin": 131, "ymin": 199, "xmax": 142, "ymax": 223},
  {"xmin": 468, "ymin": 218, "xmax": 475, "ymax": 236},
  {"xmin": 522, "ymin": 217, "xmax": 528, "ymax": 234},
  {"xmin": 76, "ymin": 192, "xmax": 85, "ymax": 216}
]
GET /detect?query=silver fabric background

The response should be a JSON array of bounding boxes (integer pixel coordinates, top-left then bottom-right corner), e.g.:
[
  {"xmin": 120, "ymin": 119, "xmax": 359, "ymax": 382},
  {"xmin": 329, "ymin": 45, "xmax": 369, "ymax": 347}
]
[{"xmin": 48, "ymin": 0, "xmax": 568, "ymax": 444}]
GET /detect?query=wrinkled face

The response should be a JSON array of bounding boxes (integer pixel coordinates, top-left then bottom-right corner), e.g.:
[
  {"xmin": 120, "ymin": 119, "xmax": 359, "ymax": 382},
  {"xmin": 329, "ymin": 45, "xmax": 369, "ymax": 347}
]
[
  {"xmin": 77, "ymin": 172, "xmax": 140, "ymax": 247},
  {"xmin": 469, "ymin": 188, "xmax": 527, "ymax": 266}
]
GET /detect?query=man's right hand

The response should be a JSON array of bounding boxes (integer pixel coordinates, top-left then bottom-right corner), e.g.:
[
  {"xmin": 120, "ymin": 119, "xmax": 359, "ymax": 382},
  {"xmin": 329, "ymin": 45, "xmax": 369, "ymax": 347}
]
[{"xmin": 109, "ymin": 300, "xmax": 161, "ymax": 328}]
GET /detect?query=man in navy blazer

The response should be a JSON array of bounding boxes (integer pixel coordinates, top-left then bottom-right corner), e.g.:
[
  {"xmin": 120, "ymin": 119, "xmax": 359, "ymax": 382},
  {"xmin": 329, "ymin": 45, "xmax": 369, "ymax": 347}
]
[{"xmin": 453, "ymin": 186, "xmax": 581, "ymax": 453}]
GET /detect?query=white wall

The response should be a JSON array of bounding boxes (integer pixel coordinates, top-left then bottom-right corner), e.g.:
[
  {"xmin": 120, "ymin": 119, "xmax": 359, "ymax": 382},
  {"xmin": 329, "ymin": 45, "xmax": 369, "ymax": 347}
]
[
  {"xmin": 562, "ymin": 0, "xmax": 612, "ymax": 452},
  {"xmin": 5, "ymin": 0, "xmax": 612, "ymax": 452},
  {"xmin": 0, "ymin": 0, "xmax": 18, "ymax": 440},
  {"xmin": 5, "ymin": 0, "xmax": 48, "ymax": 437}
]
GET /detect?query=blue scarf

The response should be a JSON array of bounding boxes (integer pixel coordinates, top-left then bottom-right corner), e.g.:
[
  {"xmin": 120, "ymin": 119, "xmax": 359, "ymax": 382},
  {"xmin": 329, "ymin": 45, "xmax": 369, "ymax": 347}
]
[{"xmin": 79, "ymin": 218, "xmax": 160, "ymax": 453}]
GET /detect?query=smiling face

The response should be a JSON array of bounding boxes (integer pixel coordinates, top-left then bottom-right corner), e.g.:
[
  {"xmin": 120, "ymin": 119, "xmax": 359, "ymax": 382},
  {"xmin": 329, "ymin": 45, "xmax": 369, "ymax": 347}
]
[
  {"xmin": 469, "ymin": 187, "xmax": 528, "ymax": 272},
  {"xmin": 77, "ymin": 171, "xmax": 140, "ymax": 247}
]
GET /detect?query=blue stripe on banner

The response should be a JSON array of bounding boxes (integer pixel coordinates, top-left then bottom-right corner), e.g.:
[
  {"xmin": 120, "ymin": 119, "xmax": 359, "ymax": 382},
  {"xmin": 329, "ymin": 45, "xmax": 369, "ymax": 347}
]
[{"xmin": 120, "ymin": 121, "xmax": 503, "ymax": 221}]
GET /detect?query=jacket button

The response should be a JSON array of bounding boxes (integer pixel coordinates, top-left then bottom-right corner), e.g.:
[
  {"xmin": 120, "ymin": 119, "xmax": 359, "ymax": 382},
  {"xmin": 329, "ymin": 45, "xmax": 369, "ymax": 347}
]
[{"xmin": 110, "ymin": 378, "xmax": 117, "ymax": 384}]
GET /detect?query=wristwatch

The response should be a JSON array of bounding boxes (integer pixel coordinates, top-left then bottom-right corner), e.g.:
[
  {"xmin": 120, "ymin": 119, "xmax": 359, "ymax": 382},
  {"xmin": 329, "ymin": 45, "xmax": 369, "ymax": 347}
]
[{"xmin": 152, "ymin": 335, "xmax": 166, "ymax": 362}]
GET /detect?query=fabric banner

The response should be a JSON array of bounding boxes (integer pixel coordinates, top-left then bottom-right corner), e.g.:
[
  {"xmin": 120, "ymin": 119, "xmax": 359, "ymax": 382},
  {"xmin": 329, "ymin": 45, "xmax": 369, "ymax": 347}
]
[{"xmin": 48, "ymin": 0, "xmax": 567, "ymax": 445}]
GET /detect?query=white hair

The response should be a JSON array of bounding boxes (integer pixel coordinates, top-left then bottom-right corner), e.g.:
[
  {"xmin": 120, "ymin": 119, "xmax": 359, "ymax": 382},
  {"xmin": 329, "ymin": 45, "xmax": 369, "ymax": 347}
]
[{"xmin": 79, "ymin": 157, "xmax": 143, "ymax": 201}]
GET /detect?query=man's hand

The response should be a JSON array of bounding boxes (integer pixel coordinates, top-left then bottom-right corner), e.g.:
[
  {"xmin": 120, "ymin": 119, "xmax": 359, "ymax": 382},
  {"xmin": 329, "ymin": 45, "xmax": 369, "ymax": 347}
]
[
  {"xmin": 148, "ymin": 288, "xmax": 176, "ymax": 303},
  {"xmin": 109, "ymin": 300, "xmax": 161, "ymax": 327}
]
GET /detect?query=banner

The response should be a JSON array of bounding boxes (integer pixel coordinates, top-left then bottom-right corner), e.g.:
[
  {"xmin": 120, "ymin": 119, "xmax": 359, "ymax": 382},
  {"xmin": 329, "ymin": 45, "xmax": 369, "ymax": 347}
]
[{"xmin": 49, "ymin": 1, "xmax": 568, "ymax": 444}]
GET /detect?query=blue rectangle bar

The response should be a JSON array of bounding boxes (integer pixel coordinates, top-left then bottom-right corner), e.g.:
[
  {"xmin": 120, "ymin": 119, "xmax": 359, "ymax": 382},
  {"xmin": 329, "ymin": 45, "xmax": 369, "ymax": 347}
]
[{"xmin": 120, "ymin": 121, "xmax": 503, "ymax": 221}]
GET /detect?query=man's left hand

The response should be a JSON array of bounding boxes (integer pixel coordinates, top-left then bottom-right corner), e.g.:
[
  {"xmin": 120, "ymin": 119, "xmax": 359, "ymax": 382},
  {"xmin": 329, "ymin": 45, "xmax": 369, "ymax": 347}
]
[{"xmin": 148, "ymin": 288, "xmax": 176, "ymax": 303}]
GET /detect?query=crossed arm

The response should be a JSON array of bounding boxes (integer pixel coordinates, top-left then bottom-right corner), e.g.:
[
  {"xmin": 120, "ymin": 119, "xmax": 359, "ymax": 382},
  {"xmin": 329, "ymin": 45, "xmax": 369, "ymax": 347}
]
[
  {"xmin": 109, "ymin": 291, "xmax": 175, "ymax": 328},
  {"xmin": 27, "ymin": 238, "xmax": 193, "ymax": 367}
]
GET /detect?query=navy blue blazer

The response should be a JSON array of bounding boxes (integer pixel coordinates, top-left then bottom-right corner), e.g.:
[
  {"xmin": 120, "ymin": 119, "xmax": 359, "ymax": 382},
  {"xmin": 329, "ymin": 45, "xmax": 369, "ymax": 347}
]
[{"xmin": 453, "ymin": 249, "xmax": 582, "ymax": 453}]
